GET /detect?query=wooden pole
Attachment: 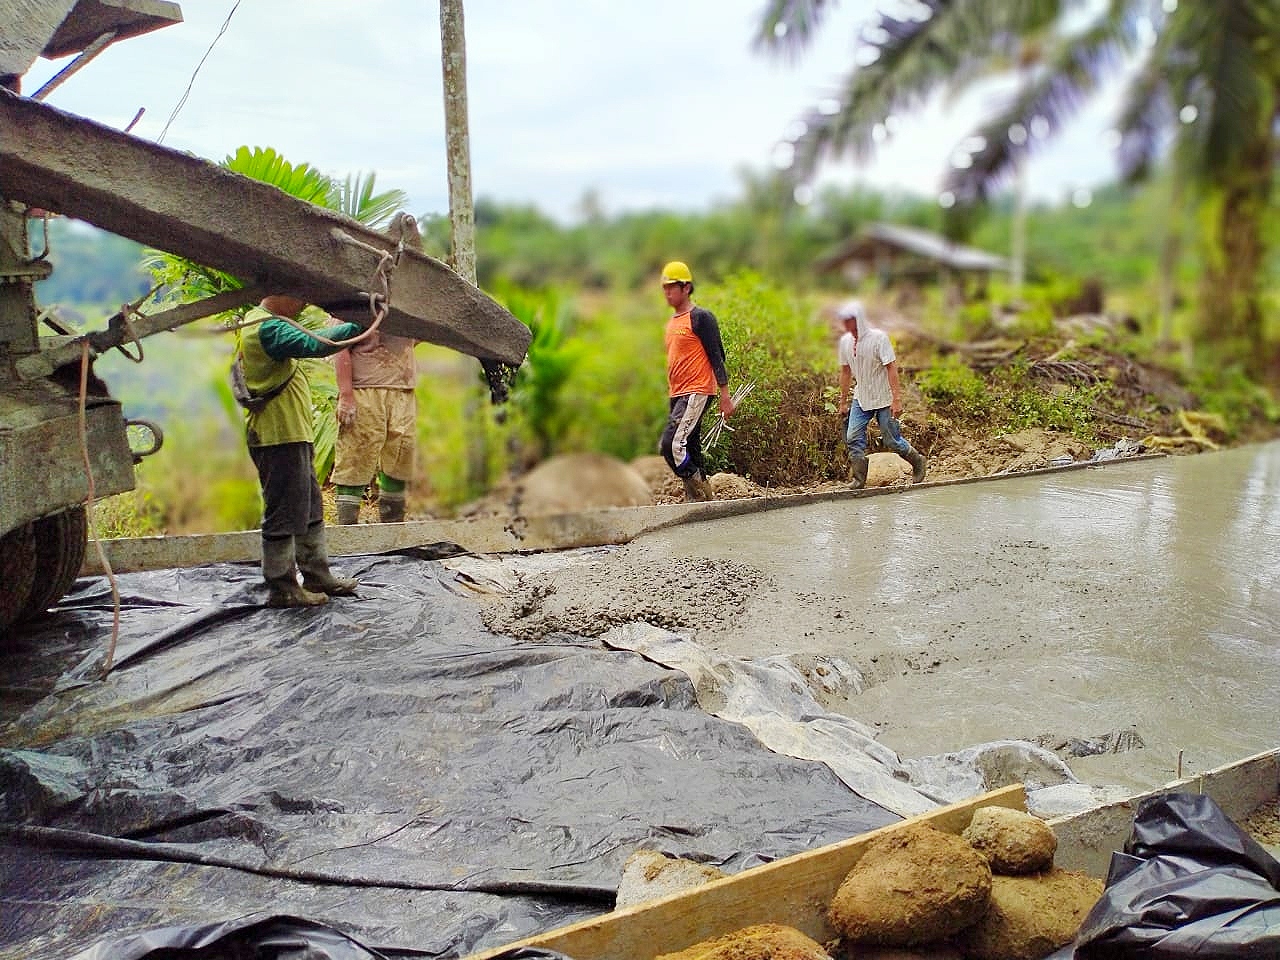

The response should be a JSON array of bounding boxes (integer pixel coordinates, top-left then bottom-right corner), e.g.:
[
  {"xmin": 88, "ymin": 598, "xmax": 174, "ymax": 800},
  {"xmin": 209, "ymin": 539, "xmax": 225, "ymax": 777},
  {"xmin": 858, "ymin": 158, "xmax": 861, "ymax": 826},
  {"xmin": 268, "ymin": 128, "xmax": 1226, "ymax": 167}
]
[
  {"xmin": 440, "ymin": 0, "xmax": 476, "ymax": 286},
  {"xmin": 439, "ymin": 0, "xmax": 489, "ymax": 490}
]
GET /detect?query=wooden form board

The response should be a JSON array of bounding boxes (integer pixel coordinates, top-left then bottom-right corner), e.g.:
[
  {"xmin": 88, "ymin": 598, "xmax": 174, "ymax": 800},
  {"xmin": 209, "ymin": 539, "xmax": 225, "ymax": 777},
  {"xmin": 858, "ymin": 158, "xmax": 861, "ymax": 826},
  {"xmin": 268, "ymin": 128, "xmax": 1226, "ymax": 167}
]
[
  {"xmin": 1050, "ymin": 747, "xmax": 1280, "ymax": 878},
  {"xmin": 466, "ymin": 785, "xmax": 1026, "ymax": 960}
]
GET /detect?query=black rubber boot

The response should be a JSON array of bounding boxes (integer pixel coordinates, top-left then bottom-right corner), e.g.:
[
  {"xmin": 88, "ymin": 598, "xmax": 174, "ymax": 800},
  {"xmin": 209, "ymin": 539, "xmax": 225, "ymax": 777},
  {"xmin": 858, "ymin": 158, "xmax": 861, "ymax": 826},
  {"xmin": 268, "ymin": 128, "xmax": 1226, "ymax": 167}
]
[
  {"xmin": 262, "ymin": 536, "xmax": 327, "ymax": 607},
  {"xmin": 295, "ymin": 523, "xmax": 359, "ymax": 597},
  {"xmin": 336, "ymin": 495, "xmax": 361, "ymax": 525},
  {"xmin": 377, "ymin": 490, "xmax": 406, "ymax": 523},
  {"xmin": 847, "ymin": 454, "xmax": 869, "ymax": 490},
  {"xmin": 901, "ymin": 446, "xmax": 927, "ymax": 483}
]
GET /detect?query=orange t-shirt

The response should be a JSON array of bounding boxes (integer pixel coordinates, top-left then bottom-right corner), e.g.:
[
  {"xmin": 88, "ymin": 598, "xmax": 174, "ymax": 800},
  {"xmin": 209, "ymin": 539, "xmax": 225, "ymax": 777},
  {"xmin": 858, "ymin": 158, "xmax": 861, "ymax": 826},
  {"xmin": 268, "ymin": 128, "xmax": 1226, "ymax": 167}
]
[{"xmin": 665, "ymin": 310, "xmax": 718, "ymax": 397}]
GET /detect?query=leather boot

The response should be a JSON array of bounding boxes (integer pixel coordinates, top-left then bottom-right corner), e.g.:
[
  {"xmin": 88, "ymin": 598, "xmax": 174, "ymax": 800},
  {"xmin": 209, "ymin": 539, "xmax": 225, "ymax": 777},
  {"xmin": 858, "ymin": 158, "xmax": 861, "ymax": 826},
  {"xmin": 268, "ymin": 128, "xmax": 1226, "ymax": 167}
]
[
  {"xmin": 295, "ymin": 523, "xmax": 359, "ymax": 597},
  {"xmin": 901, "ymin": 446, "xmax": 927, "ymax": 483},
  {"xmin": 377, "ymin": 490, "xmax": 406, "ymax": 523},
  {"xmin": 336, "ymin": 495, "xmax": 361, "ymax": 525},
  {"xmin": 262, "ymin": 536, "xmax": 327, "ymax": 608},
  {"xmin": 847, "ymin": 454, "xmax": 869, "ymax": 490}
]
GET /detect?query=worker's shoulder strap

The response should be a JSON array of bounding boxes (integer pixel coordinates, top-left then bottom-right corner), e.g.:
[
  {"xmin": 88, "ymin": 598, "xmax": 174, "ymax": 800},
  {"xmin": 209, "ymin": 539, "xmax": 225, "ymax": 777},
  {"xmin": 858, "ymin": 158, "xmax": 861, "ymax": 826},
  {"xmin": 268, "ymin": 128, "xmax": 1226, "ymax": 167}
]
[{"xmin": 230, "ymin": 353, "xmax": 296, "ymax": 413}]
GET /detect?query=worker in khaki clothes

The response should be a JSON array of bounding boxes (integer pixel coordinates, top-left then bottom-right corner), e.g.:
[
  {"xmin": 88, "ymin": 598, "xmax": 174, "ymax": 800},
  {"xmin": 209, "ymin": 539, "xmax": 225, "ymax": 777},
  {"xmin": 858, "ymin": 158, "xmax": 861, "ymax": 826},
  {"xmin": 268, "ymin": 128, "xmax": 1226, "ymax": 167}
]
[
  {"xmin": 238, "ymin": 295, "xmax": 363, "ymax": 607},
  {"xmin": 332, "ymin": 330, "xmax": 417, "ymax": 524}
]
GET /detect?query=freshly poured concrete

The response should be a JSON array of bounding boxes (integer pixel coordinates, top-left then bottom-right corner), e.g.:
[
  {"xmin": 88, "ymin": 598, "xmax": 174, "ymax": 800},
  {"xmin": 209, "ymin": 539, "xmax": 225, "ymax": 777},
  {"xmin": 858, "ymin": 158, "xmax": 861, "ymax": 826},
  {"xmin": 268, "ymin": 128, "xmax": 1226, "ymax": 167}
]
[{"xmin": 482, "ymin": 443, "xmax": 1280, "ymax": 796}]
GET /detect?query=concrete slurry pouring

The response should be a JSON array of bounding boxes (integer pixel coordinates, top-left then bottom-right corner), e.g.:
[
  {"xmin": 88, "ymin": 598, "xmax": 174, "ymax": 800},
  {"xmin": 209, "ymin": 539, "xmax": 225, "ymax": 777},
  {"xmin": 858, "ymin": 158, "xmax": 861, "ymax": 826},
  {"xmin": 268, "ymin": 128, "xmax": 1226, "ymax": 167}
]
[{"xmin": 478, "ymin": 442, "xmax": 1280, "ymax": 798}]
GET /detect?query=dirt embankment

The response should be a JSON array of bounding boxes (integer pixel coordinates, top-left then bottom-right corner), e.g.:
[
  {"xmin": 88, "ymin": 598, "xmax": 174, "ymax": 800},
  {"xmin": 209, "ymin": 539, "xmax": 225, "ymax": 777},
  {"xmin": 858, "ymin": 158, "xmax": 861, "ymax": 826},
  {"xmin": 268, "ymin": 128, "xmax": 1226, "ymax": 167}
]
[{"xmin": 449, "ymin": 310, "xmax": 1276, "ymax": 520}]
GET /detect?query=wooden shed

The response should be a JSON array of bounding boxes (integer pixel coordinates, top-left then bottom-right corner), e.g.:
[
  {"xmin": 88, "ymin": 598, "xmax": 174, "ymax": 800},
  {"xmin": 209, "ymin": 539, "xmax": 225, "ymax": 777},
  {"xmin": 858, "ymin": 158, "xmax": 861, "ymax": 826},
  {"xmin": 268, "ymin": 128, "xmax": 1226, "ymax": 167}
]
[{"xmin": 818, "ymin": 222, "xmax": 1009, "ymax": 302}]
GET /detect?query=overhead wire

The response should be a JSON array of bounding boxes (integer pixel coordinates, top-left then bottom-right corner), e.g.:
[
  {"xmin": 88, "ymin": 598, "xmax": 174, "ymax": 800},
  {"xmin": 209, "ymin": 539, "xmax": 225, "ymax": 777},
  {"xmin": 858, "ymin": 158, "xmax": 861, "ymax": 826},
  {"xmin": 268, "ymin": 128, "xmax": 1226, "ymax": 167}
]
[{"xmin": 157, "ymin": 0, "xmax": 242, "ymax": 144}]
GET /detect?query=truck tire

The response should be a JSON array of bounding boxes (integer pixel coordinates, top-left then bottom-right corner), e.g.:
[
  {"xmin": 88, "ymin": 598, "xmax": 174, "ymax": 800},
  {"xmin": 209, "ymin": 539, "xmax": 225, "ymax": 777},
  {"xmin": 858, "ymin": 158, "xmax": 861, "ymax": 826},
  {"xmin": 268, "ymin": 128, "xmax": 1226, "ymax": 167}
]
[
  {"xmin": 0, "ymin": 522, "xmax": 38, "ymax": 635},
  {"xmin": 20, "ymin": 506, "xmax": 88, "ymax": 624}
]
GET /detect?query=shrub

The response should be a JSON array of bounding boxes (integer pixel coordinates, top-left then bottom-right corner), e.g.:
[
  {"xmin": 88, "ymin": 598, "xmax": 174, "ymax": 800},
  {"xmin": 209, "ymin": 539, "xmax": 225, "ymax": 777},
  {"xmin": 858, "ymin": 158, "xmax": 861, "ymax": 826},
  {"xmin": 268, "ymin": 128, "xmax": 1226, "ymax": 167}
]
[
  {"xmin": 698, "ymin": 272, "xmax": 842, "ymax": 483},
  {"xmin": 917, "ymin": 357, "xmax": 992, "ymax": 419},
  {"xmin": 1188, "ymin": 365, "xmax": 1279, "ymax": 440},
  {"xmin": 994, "ymin": 370, "xmax": 1106, "ymax": 441}
]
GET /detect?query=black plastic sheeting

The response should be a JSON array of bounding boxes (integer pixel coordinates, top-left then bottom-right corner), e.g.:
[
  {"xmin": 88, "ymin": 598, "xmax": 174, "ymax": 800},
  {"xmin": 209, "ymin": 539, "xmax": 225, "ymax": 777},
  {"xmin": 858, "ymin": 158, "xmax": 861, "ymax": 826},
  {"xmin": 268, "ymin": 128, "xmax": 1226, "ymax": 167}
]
[
  {"xmin": 0, "ymin": 552, "xmax": 898, "ymax": 959},
  {"xmin": 1050, "ymin": 792, "xmax": 1280, "ymax": 959}
]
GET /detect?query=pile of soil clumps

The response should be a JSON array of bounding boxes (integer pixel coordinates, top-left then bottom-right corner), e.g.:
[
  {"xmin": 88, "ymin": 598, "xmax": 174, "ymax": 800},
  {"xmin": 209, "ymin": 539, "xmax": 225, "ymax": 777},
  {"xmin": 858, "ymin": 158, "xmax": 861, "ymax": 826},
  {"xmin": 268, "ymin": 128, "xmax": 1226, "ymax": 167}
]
[
  {"xmin": 661, "ymin": 806, "xmax": 1103, "ymax": 960},
  {"xmin": 827, "ymin": 810, "xmax": 1100, "ymax": 960}
]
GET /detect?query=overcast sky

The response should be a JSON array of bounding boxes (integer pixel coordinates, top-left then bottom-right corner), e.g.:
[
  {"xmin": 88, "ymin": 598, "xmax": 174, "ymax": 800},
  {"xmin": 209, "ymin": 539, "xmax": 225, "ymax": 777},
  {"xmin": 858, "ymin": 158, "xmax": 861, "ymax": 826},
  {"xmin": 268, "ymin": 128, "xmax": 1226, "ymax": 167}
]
[{"xmin": 23, "ymin": 1, "xmax": 1124, "ymax": 223}]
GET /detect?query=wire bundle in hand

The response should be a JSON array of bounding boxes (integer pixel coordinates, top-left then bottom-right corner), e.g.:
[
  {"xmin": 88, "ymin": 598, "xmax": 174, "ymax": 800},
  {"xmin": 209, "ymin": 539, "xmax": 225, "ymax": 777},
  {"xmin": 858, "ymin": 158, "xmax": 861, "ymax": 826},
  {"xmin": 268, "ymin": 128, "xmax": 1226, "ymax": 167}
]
[{"xmin": 701, "ymin": 380, "xmax": 755, "ymax": 453}]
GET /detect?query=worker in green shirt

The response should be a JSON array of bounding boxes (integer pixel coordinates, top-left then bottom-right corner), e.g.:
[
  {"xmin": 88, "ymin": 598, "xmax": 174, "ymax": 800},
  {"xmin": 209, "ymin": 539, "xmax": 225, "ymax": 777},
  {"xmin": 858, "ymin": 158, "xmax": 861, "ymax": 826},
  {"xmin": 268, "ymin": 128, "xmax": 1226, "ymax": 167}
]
[{"xmin": 237, "ymin": 295, "xmax": 363, "ymax": 607}]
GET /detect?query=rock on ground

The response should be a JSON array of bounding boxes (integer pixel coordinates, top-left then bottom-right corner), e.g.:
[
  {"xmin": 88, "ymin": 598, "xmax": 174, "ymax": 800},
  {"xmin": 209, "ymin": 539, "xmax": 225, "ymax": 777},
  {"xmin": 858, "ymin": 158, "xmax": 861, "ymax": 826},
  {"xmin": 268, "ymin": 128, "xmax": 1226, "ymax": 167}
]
[
  {"xmin": 866, "ymin": 452, "xmax": 911, "ymax": 487},
  {"xmin": 513, "ymin": 452, "xmax": 652, "ymax": 515},
  {"xmin": 630, "ymin": 454, "xmax": 674, "ymax": 490},
  {"xmin": 615, "ymin": 851, "xmax": 728, "ymax": 910}
]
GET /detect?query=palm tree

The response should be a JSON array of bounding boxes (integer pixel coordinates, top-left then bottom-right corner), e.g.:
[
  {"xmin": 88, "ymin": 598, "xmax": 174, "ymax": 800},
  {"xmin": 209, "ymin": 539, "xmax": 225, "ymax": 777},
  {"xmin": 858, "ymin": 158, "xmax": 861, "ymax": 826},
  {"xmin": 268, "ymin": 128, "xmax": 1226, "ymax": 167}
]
[{"xmin": 755, "ymin": 0, "xmax": 1278, "ymax": 372}]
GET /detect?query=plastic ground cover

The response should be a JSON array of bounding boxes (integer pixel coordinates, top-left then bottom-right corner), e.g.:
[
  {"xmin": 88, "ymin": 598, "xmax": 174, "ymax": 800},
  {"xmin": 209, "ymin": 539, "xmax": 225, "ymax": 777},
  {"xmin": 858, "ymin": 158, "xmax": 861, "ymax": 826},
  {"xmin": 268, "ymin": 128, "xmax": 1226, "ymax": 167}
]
[
  {"xmin": 0, "ymin": 551, "xmax": 897, "ymax": 959},
  {"xmin": 1061, "ymin": 792, "xmax": 1280, "ymax": 959}
]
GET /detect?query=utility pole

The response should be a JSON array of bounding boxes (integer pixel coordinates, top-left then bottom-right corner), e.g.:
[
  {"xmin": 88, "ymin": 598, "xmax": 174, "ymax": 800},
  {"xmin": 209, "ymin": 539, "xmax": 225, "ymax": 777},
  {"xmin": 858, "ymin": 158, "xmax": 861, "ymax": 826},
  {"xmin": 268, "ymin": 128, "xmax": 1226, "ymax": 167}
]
[
  {"xmin": 439, "ymin": 0, "xmax": 487, "ymax": 490},
  {"xmin": 1010, "ymin": 154, "xmax": 1027, "ymax": 300}
]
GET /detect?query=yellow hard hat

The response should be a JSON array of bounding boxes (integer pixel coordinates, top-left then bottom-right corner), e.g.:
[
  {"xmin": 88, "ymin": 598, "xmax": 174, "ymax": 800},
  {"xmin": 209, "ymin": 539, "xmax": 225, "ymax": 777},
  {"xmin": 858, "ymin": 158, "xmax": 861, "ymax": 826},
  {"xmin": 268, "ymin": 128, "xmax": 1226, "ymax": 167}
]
[{"xmin": 661, "ymin": 261, "xmax": 693, "ymax": 285}]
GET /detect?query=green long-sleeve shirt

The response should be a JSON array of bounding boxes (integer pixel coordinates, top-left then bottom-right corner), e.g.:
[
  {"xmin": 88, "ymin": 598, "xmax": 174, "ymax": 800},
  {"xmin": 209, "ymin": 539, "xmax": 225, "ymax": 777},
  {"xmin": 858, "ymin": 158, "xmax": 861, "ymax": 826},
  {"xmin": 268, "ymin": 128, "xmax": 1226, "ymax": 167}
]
[{"xmin": 238, "ymin": 306, "xmax": 362, "ymax": 447}]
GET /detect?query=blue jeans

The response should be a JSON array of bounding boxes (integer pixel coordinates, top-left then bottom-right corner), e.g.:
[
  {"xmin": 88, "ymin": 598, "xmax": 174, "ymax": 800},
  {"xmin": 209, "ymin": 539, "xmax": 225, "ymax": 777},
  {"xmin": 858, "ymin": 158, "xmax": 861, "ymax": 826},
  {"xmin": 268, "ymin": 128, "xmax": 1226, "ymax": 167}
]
[{"xmin": 846, "ymin": 401, "xmax": 910, "ymax": 457}]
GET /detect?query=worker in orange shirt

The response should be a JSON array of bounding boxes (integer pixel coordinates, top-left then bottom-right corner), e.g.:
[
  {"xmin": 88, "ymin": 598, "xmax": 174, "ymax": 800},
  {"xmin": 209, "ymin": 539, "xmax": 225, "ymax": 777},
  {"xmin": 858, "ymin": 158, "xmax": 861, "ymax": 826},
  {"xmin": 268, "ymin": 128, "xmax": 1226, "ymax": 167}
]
[{"xmin": 658, "ymin": 261, "xmax": 736, "ymax": 502}]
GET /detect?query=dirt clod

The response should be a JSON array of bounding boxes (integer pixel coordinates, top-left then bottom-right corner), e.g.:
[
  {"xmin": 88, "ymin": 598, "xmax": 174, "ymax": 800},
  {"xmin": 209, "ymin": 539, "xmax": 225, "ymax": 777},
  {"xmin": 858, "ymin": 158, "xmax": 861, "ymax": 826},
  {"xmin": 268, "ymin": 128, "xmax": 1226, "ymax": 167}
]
[
  {"xmin": 962, "ymin": 806, "xmax": 1058, "ymax": 875},
  {"xmin": 655, "ymin": 924, "xmax": 831, "ymax": 960},
  {"xmin": 950, "ymin": 869, "xmax": 1104, "ymax": 960},
  {"xmin": 829, "ymin": 825, "xmax": 992, "ymax": 946}
]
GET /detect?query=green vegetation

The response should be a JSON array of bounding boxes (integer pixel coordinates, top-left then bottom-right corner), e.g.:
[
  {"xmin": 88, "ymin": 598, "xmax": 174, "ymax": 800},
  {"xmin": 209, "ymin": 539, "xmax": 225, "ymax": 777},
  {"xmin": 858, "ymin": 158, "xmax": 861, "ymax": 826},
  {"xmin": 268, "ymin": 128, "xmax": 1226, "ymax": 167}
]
[
  {"xmin": 53, "ymin": 144, "xmax": 1272, "ymax": 536},
  {"xmin": 697, "ymin": 272, "xmax": 831, "ymax": 481},
  {"xmin": 35, "ymin": 219, "xmax": 150, "ymax": 316},
  {"xmin": 755, "ymin": 0, "xmax": 1279, "ymax": 374},
  {"xmin": 917, "ymin": 357, "xmax": 1106, "ymax": 445},
  {"xmin": 917, "ymin": 359, "xmax": 992, "ymax": 421}
]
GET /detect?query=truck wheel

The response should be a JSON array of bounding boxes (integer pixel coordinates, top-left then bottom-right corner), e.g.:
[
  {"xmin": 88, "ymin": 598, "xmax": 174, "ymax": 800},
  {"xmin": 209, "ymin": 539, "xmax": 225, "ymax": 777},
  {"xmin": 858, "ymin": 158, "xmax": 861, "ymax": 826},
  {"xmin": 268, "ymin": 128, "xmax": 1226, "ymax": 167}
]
[
  {"xmin": 20, "ymin": 506, "xmax": 88, "ymax": 624},
  {"xmin": 0, "ymin": 523, "xmax": 38, "ymax": 634}
]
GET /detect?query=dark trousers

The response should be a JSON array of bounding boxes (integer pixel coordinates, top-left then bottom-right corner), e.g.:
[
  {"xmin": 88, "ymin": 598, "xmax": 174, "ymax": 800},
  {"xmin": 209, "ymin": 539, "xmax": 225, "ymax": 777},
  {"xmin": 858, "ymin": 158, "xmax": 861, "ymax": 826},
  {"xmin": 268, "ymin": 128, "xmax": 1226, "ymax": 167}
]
[
  {"xmin": 250, "ymin": 442, "xmax": 324, "ymax": 539},
  {"xmin": 660, "ymin": 393, "xmax": 712, "ymax": 479}
]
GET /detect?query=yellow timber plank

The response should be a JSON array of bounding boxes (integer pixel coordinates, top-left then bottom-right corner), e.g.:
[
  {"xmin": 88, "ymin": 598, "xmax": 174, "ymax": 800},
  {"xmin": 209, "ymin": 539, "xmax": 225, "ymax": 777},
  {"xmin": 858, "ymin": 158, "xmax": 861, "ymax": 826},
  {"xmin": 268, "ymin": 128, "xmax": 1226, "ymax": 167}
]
[{"xmin": 466, "ymin": 784, "xmax": 1026, "ymax": 960}]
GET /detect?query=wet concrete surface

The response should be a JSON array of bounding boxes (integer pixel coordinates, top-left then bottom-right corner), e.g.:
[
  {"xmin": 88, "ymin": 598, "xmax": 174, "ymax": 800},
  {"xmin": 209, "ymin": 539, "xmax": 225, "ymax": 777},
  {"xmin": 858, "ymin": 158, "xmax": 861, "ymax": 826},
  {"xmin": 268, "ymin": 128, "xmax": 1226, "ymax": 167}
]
[{"xmin": 497, "ymin": 443, "xmax": 1280, "ymax": 796}]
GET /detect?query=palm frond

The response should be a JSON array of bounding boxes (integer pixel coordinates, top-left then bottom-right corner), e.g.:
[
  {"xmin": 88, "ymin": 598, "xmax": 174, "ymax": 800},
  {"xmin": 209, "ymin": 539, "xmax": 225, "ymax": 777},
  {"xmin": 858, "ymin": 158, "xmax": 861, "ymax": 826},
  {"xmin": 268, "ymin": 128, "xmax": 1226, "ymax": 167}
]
[
  {"xmin": 1116, "ymin": 58, "xmax": 1180, "ymax": 182},
  {"xmin": 786, "ymin": 0, "xmax": 1067, "ymax": 181},
  {"xmin": 754, "ymin": 0, "xmax": 839, "ymax": 60},
  {"xmin": 329, "ymin": 172, "xmax": 410, "ymax": 229},
  {"xmin": 942, "ymin": 10, "xmax": 1133, "ymax": 202},
  {"xmin": 222, "ymin": 146, "xmax": 332, "ymax": 206},
  {"xmin": 1172, "ymin": 0, "xmax": 1274, "ymax": 179}
]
